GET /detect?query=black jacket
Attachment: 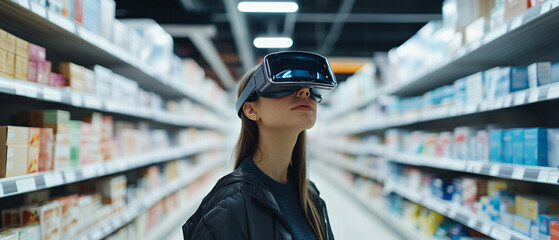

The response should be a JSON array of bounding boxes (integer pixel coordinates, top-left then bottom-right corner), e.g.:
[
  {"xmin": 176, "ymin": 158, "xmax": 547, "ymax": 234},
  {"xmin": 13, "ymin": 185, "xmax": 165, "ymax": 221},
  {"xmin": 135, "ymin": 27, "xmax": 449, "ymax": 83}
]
[{"xmin": 182, "ymin": 167, "xmax": 334, "ymax": 240}]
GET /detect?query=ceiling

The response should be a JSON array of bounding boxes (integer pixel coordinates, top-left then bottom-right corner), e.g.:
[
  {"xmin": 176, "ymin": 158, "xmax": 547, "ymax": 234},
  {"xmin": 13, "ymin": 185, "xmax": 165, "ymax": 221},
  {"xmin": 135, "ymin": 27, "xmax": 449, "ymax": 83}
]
[{"xmin": 115, "ymin": 0, "xmax": 444, "ymax": 88}]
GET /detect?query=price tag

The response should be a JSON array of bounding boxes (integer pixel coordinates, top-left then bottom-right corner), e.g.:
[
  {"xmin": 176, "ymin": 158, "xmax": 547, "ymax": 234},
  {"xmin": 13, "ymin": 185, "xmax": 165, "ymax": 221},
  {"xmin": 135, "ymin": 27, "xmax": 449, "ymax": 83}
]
[
  {"xmin": 489, "ymin": 164, "xmax": 499, "ymax": 176},
  {"xmin": 14, "ymin": 83, "xmax": 25, "ymax": 95},
  {"xmin": 541, "ymin": 1, "xmax": 552, "ymax": 15},
  {"xmin": 64, "ymin": 171, "xmax": 77, "ymax": 183},
  {"xmin": 538, "ymin": 170, "xmax": 551, "ymax": 182},
  {"xmin": 481, "ymin": 224, "xmax": 491, "ymax": 235},
  {"xmin": 503, "ymin": 95, "xmax": 513, "ymax": 107},
  {"xmin": 48, "ymin": 12, "xmax": 75, "ymax": 33},
  {"xmin": 467, "ymin": 217, "xmax": 477, "ymax": 228},
  {"xmin": 529, "ymin": 90, "xmax": 540, "ymax": 103},
  {"xmin": 44, "ymin": 173, "xmax": 64, "ymax": 187},
  {"xmin": 82, "ymin": 166, "xmax": 96, "ymax": 179},
  {"xmin": 43, "ymin": 88, "xmax": 62, "ymax": 102},
  {"xmin": 548, "ymin": 171, "xmax": 559, "ymax": 184},
  {"xmin": 16, "ymin": 178, "xmax": 36, "ymax": 193},
  {"xmin": 547, "ymin": 86, "xmax": 559, "ymax": 99},
  {"xmin": 512, "ymin": 167, "xmax": 525, "ymax": 179},
  {"xmin": 509, "ymin": 16, "xmax": 523, "ymax": 30},
  {"xmin": 71, "ymin": 93, "xmax": 82, "ymax": 106},
  {"xmin": 514, "ymin": 91, "xmax": 527, "ymax": 105},
  {"xmin": 30, "ymin": 1, "xmax": 46, "ymax": 17}
]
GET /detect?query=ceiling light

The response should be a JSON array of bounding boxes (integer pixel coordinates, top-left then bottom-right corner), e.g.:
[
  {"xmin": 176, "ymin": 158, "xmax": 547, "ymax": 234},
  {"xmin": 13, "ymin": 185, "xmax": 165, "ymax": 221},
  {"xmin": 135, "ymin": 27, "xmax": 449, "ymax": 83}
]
[
  {"xmin": 253, "ymin": 37, "xmax": 293, "ymax": 48},
  {"xmin": 237, "ymin": 1, "xmax": 299, "ymax": 13}
]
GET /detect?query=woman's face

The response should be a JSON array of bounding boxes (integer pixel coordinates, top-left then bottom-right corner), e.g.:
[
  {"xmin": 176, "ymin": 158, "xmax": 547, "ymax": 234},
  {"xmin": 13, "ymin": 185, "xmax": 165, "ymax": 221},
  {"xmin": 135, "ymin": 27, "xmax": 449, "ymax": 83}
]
[{"xmin": 246, "ymin": 87, "xmax": 317, "ymax": 131}]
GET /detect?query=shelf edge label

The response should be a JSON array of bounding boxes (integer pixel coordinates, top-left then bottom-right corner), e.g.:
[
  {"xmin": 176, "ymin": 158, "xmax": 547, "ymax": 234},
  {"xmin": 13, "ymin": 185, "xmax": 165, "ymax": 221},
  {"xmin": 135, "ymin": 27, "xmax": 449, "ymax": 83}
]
[{"xmin": 16, "ymin": 178, "xmax": 36, "ymax": 193}]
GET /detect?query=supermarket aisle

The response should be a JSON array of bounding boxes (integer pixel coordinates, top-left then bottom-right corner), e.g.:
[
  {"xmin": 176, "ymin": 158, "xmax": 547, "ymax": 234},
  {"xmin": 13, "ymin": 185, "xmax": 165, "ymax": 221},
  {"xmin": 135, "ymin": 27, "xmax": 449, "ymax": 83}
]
[{"xmin": 309, "ymin": 168, "xmax": 402, "ymax": 240}]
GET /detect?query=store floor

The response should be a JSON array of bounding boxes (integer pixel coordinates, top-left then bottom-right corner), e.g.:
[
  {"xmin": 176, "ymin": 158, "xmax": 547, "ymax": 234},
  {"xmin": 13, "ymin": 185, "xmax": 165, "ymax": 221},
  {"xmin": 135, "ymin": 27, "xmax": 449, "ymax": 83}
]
[{"xmin": 164, "ymin": 168, "xmax": 401, "ymax": 240}]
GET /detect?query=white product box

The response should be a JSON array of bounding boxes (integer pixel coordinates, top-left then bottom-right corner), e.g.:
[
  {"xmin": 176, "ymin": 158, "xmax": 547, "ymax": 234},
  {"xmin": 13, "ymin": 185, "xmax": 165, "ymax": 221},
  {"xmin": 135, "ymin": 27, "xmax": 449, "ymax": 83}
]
[
  {"xmin": 466, "ymin": 72, "xmax": 485, "ymax": 103},
  {"xmin": 528, "ymin": 62, "xmax": 552, "ymax": 88}
]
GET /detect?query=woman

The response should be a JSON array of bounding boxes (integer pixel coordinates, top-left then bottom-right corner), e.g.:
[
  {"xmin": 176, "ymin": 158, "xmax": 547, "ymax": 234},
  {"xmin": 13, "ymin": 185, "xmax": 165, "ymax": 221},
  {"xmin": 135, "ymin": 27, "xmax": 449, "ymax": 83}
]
[{"xmin": 183, "ymin": 51, "xmax": 336, "ymax": 240}]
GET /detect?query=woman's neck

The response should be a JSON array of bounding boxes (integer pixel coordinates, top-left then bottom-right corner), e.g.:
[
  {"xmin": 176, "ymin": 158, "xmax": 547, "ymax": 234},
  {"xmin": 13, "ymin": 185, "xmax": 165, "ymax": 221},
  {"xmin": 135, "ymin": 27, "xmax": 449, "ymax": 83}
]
[{"xmin": 253, "ymin": 126, "xmax": 300, "ymax": 184}]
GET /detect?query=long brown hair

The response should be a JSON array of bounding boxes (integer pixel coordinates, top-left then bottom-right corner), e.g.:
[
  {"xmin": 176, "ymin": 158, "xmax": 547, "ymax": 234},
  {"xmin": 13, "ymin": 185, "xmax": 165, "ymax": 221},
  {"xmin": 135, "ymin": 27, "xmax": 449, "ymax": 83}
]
[{"xmin": 234, "ymin": 66, "xmax": 326, "ymax": 240}]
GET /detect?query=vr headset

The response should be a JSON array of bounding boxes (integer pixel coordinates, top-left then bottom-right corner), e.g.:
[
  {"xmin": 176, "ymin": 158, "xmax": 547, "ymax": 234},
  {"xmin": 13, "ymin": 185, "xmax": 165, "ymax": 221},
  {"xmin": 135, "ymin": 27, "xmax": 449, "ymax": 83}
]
[{"xmin": 236, "ymin": 51, "xmax": 337, "ymax": 117}]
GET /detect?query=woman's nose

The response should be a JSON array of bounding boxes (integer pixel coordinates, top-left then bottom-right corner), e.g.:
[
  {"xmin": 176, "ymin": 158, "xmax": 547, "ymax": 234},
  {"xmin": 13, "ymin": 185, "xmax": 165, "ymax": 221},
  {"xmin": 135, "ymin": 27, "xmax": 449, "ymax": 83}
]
[{"xmin": 296, "ymin": 87, "xmax": 311, "ymax": 98}]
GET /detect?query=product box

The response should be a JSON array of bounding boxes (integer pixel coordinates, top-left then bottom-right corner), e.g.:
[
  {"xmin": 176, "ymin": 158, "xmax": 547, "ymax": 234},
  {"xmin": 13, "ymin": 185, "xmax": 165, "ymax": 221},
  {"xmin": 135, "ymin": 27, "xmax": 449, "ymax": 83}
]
[
  {"xmin": 528, "ymin": 62, "xmax": 552, "ymax": 87},
  {"xmin": 15, "ymin": 37, "xmax": 28, "ymax": 58},
  {"xmin": 93, "ymin": 65, "xmax": 112, "ymax": 98},
  {"xmin": 497, "ymin": 67, "xmax": 529, "ymax": 96},
  {"xmin": 24, "ymin": 189, "xmax": 50, "ymax": 205},
  {"xmin": 4, "ymin": 52, "xmax": 15, "ymax": 77},
  {"xmin": 54, "ymin": 144, "xmax": 71, "ymax": 170},
  {"xmin": 59, "ymin": 62, "xmax": 84, "ymax": 92},
  {"xmin": 0, "ymin": 126, "xmax": 29, "ymax": 145},
  {"xmin": 14, "ymin": 55, "xmax": 28, "ymax": 81},
  {"xmin": 540, "ymin": 215, "xmax": 559, "ymax": 240},
  {"xmin": 453, "ymin": 127, "xmax": 477, "ymax": 160},
  {"xmin": 466, "ymin": 72, "xmax": 485, "ymax": 103},
  {"xmin": 511, "ymin": 128, "xmax": 525, "ymax": 164},
  {"xmin": 55, "ymin": 134, "xmax": 71, "ymax": 146},
  {"xmin": 99, "ymin": 0, "xmax": 116, "ymax": 40},
  {"xmin": 514, "ymin": 214, "xmax": 533, "ymax": 236},
  {"xmin": 28, "ymin": 44, "xmax": 45, "ymax": 62},
  {"xmin": 475, "ymin": 130, "xmax": 490, "ymax": 161},
  {"xmin": 21, "ymin": 205, "xmax": 40, "ymax": 225},
  {"xmin": 70, "ymin": 121, "xmax": 81, "ymax": 165},
  {"xmin": 503, "ymin": 130, "xmax": 513, "ymax": 164},
  {"xmin": 0, "ymin": 49, "xmax": 7, "ymax": 73},
  {"xmin": 462, "ymin": 178, "xmax": 488, "ymax": 212},
  {"xmin": 60, "ymin": 0, "xmax": 73, "ymax": 19},
  {"xmin": 490, "ymin": 130, "xmax": 504, "ymax": 162},
  {"xmin": 2, "ymin": 32, "xmax": 16, "ymax": 53},
  {"xmin": 39, "ymin": 128, "xmax": 53, "ymax": 172},
  {"xmin": 1, "ymin": 208, "xmax": 20, "ymax": 227},
  {"xmin": 54, "ymin": 195, "xmax": 79, "ymax": 240},
  {"xmin": 74, "ymin": 0, "xmax": 83, "ymax": 25},
  {"xmin": 28, "ymin": 128, "xmax": 40, "ymax": 146},
  {"xmin": 40, "ymin": 202, "xmax": 62, "ymax": 240},
  {"xmin": 27, "ymin": 60, "xmax": 38, "ymax": 82},
  {"xmin": 552, "ymin": 63, "xmax": 559, "ymax": 84},
  {"xmin": 505, "ymin": 0, "xmax": 530, "ymax": 22},
  {"xmin": 48, "ymin": 72, "xmax": 66, "ymax": 88},
  {"xmin": 83, "ymin": 0, "xmax": 101, "ymax": 34},
  {"xmin": 454, "ymin": 78, "xmax": 467, "ymax": 105},
  {"xmin": 1, "ymin": 145, "xmax": 28, "ymax": 178},
  {"xmin": 83, "ymin": 67, "xmax": 95, "ymax": 94},
  {"xmin": 551, "ymin": 221, "xmax": 559, "ymax": 240},
  {"xmin": 23, "ymin": 225, "xmax": 41, "ymax": 240},
  {"xmin": 549, "ymin": 129, "xmax": 559, "ymax": 168},
  {"xmin": 45, "ymin": 124, "xmax": 70, "ymax": 134},
  {"xmin": 38, "ymin": 60, "xmax": 52, "ymax": 85},
  {"xmin": 465, "ymin": 17, "xmax": 487, "ymax": 44},
  {"xmin": 28, "ymin": 146, "xmax": 39, "ymax": 174},
  {"xmin": 524, "ymin": 128, "xmax": 548, "ymax": 166},
  {"xmin": 516, "ymin": 195, "xmax": 559, "ymax": 221}
]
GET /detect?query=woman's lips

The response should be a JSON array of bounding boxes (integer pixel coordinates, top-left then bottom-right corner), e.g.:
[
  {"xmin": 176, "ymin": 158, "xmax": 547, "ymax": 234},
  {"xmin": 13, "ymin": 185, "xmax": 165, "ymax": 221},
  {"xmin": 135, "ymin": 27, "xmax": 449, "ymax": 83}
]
[{"xmin": 292, "ymin": 106, "xmax": 313, "ymax": 111}]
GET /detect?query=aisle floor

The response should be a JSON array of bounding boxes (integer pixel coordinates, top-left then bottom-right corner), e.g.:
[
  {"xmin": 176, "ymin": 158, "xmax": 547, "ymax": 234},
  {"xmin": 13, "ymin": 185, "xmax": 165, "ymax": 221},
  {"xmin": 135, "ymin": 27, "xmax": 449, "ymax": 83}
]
[{"xmin": 165, "ymin": 169, "xmax": 402, "ymax": 240}]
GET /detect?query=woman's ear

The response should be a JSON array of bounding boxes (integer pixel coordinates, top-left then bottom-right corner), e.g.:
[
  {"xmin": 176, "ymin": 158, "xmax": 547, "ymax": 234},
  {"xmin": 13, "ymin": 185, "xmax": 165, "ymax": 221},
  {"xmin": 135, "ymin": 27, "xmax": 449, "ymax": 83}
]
[{"xmin": 243, "ymin": 102, "xmax": 259, "ymax": 121}]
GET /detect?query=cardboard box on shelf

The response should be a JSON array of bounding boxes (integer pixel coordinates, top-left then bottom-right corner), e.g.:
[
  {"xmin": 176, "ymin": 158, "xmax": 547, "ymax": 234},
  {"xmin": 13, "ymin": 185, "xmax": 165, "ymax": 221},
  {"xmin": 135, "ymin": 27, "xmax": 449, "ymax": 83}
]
[
  {"xmin": 39, "ymin": 202, "xmax": 62, "ymax": 240},
  {"xmin": 28, "ymin": 44, "xmax": 45, "ymax": 62},
  {"xmin": 48, "ymin": 72, "xmax": 66, "ymax": 88},
  {"xmin": 83, "ymin": 0, "xmax": 101, "ymax": 34},
  {"xmin": 2, "ymin": 32, "xmax": 16, "ymax": 53},
  {"xmin": 1, "ymin": 145, "xmax": 28, "ymax": 178},
  {"xmin": 505, "ymin": 0, "xmax": 530, "ymax": 22},
  {"xmin": 540, "ymin": 215, "xmax": 559, "ymax": 240},
  {"xmin": 5, "ymin": 52, "xmax": 15, "ymax": 76},
  {"xmin": 14, "ymin": 55, "xmax": 28, "ymax": 81},
  {"xmin": 28, "ymin": 60, "xmax": 38, "ymax": 82},
  {"xmin": 0, "ymin": 49, "xmax": 7, "ymax": 73},
  {"xmin": 53, "ymin": 195, "xmax": 79, "ymax": 240},
  {"xmin": 21, "ymin": 205, "xmax": 40, "ymax": 225},
  {"xmin": 55, "ymin": 134, "xmax": 71, "ymax": 146},
  {"xmin": 0, "ymin": 126, "xmax": 29, "ymax": 145},
  {"xmin": 28, "ymin": 146, "xmax": 39, "ymax": 174},
  {"xmin": 513, "ymin": 214, "xmax": 532, "ymax": 236},
  {"xmin": 524, "ymin": 128, "xmax": 548, "ymax": 166},
  {"xmin": 44, "ymin": 124, "xmax": 70, "ymax": 134},
  {"xmin": 74, "ymin": 0, "xmax": 83, "ymax": 25},
  {"xmin": 551, "ymin": 221, "xmax": 559, "ymax": 240},
  {"xmin": 0, "ymin": 29, "xmax": 6, "ymax": 51},
  {"xmin": 511, "ymin": 128, "xmax": 525, "ymax": 164},
  {"xmin": 37, "ymin": 60, "xmax": 52, "ymax": 85},
  {"xmin": 59, "ymin": 62, "xmax": 85, "ymax": 92},
  {"xmin": 39, "ymin": 128, "xmax": 54, "ymax": 172},
  {"xmin": 1, "ymin": 208, "xmax": 20, "ymax": 227},
  {"xmin": 516, "ymin": 195, "xmax": 559, "ymax": 221},
  {"xmin": 99, "ymin": 0, "xmax": 116, "ymax": 40},
  {"xmin": 28, "ymin": 128, "xmax": 40, "ymax": 147},
  {"xmin": 528, "ymin": 62, "xmax": 552, "ymax": 87},
  {"xmin": 83, "ymin": 67, "xmax": 95, "ymax": 94},
  {"xmin": 15, "ymin": 37, "xmax": 29, "ymax": 58},
  {"xmin": 54, "ymin": 144, "xmax": 71, "ymax": 170}
]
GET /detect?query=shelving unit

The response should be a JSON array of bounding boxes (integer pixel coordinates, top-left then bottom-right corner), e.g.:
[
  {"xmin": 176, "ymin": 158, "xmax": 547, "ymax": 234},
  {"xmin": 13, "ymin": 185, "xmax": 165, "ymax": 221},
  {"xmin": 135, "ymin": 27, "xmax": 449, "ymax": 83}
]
[
  {"xmin": 0, "ymin": 140, "xmax": 224, "ymax": 198},
  {"xmin": 387, "ymin": 184, "xmax": 531, "ymax": 240},
  {"xmin": 320, "ymin": 153, "xmax": 384, "ymax": 182},
  {"xmin": 0, "ymin": 0, "xmax": 230, "ymax": 118},
  {"xmin": 74, "ymin": 158, "xmax": 224, "ymax": 240},
  {"xmin": 0, "ymin": 76, "xmax": 229, "ymax": 131},
  {"xmin": 331, "ymin": 81, "xmax": 559, "ymax": 135}
]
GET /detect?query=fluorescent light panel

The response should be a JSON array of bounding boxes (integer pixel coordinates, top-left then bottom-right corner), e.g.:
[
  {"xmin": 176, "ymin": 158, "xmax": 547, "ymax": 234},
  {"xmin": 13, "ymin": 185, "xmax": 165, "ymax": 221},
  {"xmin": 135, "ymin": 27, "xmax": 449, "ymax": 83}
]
[
  {"xmin": 253, "ymin": 37, "xmax": 293, "ymax": 48},
  {"xmin": 238, "ymin": 1, "xmax": 298, "ymax": 13}
]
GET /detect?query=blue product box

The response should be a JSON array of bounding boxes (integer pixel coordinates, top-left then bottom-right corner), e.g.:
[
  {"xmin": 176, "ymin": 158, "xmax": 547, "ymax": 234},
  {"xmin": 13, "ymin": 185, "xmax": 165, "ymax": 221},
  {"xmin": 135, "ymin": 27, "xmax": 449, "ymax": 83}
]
[
  {"xmin": 503, "ymin": 130, "xmax": 513, "ymax": 164},
  {"xmin": 539, "ymin": 215, "xmax": 559, "ymax": 238},
  {"xmin": 442, "ymin": 85, "xmax": 455, "ymax": 105},
  {"xmin": 524, "ymin": 128, "xmax": 548, "ymax": 166},
  {"xmin": 513, "ymin": 214, "xmax": 532, "ymax": 236},
  {"xmin": 490, "ymin": 130, "xmax": 504, "ymax": 162},
  {"xmin": 454, "ymin": 78, "xmax": 467, "ymax": 104},
  {"xmin": 552, "ymin": 63, "xmax": 559, "ymax": 84},
  {"xmin": 497, "ymin": 67, "xmax": 529, "ymax": 96},
  {"xmin": 511, "ymin": 129, "xmax": 525, "ymax": 165},
  {"xmin": 83, "ymin": 0, "xmax": 101, "ymax": 34}
]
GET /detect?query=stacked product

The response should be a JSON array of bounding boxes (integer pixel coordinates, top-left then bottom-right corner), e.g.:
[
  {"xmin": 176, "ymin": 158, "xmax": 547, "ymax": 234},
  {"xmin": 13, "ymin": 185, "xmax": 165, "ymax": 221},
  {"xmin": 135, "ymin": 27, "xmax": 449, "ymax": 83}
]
[{"xmin": 390, "ymin": 165, "xmax": 559, "ymax": 239}]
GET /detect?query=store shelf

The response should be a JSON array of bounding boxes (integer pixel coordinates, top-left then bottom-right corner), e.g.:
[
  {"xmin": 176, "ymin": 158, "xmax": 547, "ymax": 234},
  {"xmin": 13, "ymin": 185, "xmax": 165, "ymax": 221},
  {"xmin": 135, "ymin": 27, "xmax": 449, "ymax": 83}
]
[
  {"xmin": 0, "ymin": 0, "xmax": 229, "ymax": 118},
  {"xmin": 333, "ymin": 81, "xmax": 559, "ymax": 135},
  {"xmin": 143, "ymin": 170, "xmax": 223, "ymax": 240},
  {"xmin": 323, "ymin": 90, "xmax": 386, "ymax": 120},
  {"xmin": 320, "ymin": 155, "xmax": 384, "ymax": 182},
  {"xmin": 385, "ymin": 152, "xmax": 559, "ymax": 186},
  {"xmin": 391, "ymin": 0, "xmax": 559, "ymax": 97},
  {"xmin": 0, "ymin": 140, "xmax": 224, "ymax": 199},
  {"xmin": 75, "ymin": 158, "xmax": 224, "ymax": 240},
  {"xmin": 313, "ymin": 161, "xmax": 428, "ymax": 240},
  {"xmin": 387, "ymin": 183, "xmax": 531, "ymax": 240},
  {"xmin": 0, "ymin": 76, "xmax": 228, "ymax": 132}
]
